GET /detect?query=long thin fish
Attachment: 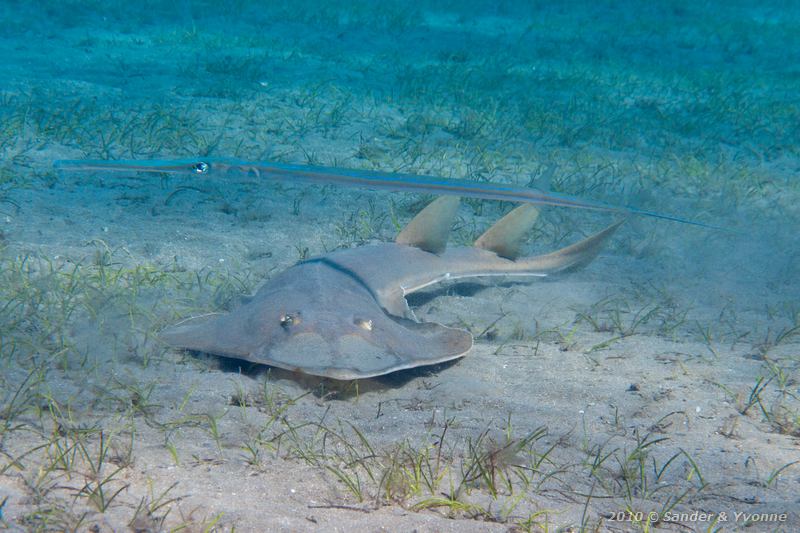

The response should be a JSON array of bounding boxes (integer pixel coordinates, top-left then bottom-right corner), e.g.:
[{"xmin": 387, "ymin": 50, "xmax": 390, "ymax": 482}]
[{"xmin": 54, "ymin": 158, "xmax": 720, "ymax": 229}]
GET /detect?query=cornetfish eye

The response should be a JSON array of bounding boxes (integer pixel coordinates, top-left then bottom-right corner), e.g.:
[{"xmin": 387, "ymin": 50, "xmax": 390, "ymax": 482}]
[{"xmin": 193, "ymin": 161, "xmax": 209, "ymax": 174}]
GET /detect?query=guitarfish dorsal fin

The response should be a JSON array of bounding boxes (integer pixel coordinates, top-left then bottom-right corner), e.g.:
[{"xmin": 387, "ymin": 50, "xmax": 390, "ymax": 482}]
[
  {"xmin": 395, "ymin": 196, "xmax": 461, "ymax": 254},
  {"xmin": 474, "ymin": 204, "xmax": 540, "ymax": 259}
]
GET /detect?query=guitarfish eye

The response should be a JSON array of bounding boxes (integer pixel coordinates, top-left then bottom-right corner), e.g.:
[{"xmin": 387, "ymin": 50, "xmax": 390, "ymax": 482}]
[
  {"xmin": 280, "ymin": 313, "xmax": 301, "ymax": 328},
  {"xmin": 354, "ymin": 318, "xmax": 373, "ymax": 331},
  {"xmin": 194, "ymin": 161, "xmax": 209, "ymax": 174}
]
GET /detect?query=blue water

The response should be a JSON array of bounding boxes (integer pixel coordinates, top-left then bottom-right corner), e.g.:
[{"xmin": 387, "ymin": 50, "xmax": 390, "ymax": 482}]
[{"xmin": 1, "ymin": 1, "xmax": 798, "ymax": 530}]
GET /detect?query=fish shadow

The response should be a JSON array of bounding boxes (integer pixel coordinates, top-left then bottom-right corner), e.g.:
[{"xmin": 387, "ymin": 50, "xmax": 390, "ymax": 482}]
[
  {"xmin": 406, "ymin": 280, "xmax": 524, "ymax": 307},
  {"xmin": 190, "ymin": 351, "xmax": 462, "ymax": 400}
]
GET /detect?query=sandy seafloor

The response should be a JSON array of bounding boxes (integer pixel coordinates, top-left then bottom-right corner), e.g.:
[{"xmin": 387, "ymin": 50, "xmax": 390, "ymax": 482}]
[{"xmin": 1, "ymin": 1, "xmax": 799, "ymax": 531}]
